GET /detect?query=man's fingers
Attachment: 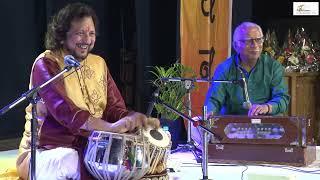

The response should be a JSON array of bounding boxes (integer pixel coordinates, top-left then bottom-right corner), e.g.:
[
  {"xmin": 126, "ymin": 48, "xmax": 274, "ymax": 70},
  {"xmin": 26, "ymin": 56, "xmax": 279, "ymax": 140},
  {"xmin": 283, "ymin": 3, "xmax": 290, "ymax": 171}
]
[
  {"xmin": 248, "ymin": 107, "xmax": 254, "ymax": 116},
  {"xmin": 115, "ymin": 112, "xmax": 162, "ymax": 133},
  {"xmin": 117, "ymin": 125, "xmax": 128, "ymax": 133},
  {"xmin": 248, "ymin": 105, "xmax": 258, "ymax": 116},
  {"xmin": 256, "ymin": 105, "xmax": 268, "ymax": 115},
  {"xmin": 147, "ymin": 117, "xmax": 160, "ymax": 129},
  {"xmin": 137, "ymin": 118, "xmax": 143, "ymax": 128},
  {"xmin": 254, "ymin": 106, "xmax": 264, "ymax": 115},
  {"xmin": 255, "ymin": 108, "xmax": 261, "ymax": 115},
  {"xmin": 154, "ymin": 118, "xmax": 160, "ymax": 128},
  {"xmin": 140, "ymin": 116, "xmax": 148, "ymax": 129},
  {"xmin": 128, "ymin": 118, "xmax": 138, "ymax": 131},
  {"xmin": 111, "ymin": 119, "xmax": 128, "ymax": 133},
  {"xmin": 248, "ymin": 104, "xmax": 269, "ymax": 116}
]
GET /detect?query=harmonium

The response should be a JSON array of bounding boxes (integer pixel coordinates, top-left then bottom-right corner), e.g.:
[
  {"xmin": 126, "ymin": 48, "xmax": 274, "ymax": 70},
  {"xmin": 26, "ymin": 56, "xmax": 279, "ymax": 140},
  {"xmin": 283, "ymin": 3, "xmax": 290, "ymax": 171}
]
[{"xmin": 207, "ymin": 115, "xmax": 316, "ymax": 166}]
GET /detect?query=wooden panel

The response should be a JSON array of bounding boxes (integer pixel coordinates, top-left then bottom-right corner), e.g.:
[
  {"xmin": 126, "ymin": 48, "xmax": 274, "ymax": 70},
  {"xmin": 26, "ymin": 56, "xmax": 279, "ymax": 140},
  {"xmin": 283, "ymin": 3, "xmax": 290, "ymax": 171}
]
[
  {"xmin": 209, "ymin": 115, "xmax": 314, "ymax": 146},
  {"xmin": 208, "ymin": 144, "xmax": 316, "ymax": 167},
  {"xmin": 284, "ymin": 72, "xmax": 320, "ymax": 144}
]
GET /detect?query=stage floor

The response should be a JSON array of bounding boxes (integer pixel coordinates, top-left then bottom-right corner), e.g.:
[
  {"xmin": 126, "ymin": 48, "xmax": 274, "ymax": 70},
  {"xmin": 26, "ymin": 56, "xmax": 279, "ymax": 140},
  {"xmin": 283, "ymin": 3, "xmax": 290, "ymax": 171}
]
[
  {"xmin": 167, "ymin": 146, "xmax": 320, "ymax": 180},
  {"xmin": 1, "ymin": 147, "xmax": 320, "ymax": 180}
]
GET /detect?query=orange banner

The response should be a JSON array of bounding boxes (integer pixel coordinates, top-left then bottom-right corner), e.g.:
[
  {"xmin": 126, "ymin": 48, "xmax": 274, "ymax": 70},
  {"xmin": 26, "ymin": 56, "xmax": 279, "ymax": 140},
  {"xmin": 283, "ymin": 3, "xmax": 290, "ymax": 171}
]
[{"xmin": 180, "ymin": 0, "xmax": 232, "ymax": 116}]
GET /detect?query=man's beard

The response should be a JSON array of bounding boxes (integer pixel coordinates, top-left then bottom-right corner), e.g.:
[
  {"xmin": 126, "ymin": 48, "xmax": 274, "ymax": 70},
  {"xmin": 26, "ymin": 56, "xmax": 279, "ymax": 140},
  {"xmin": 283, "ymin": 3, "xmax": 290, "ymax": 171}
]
[
  {"xmin": 75, "ymin": 52, "xmax": 89, "ymax": 61},
  {"xmin": 65, "ymin": 46, "xmax": 91, "ymax": 62},
  {"xmin": 64, "ymin": 44, "xmax": 92, "ymax": 62}
]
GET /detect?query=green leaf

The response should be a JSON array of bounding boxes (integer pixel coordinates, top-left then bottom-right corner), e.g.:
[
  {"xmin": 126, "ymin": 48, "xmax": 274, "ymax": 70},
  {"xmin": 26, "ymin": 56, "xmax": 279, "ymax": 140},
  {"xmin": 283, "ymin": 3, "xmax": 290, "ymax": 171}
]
[{"xmin": 148, "ymin": 63, "xmax": 197, "ymax": 120}]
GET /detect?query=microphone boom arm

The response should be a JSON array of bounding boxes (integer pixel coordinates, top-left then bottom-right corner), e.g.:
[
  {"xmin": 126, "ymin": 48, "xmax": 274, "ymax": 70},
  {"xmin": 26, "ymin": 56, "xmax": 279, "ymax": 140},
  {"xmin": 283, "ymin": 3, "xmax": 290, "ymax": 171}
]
[
  {"xmin": 155, "ymin": 97, "xmax": 220, "ymax": 139},
  {"xmin": 161, "ymin": 77, "xmax": 242, "ymax": 84},
  {"xmin": 0, "ymin": 66, "xmax": 71, "ymax": 115}
]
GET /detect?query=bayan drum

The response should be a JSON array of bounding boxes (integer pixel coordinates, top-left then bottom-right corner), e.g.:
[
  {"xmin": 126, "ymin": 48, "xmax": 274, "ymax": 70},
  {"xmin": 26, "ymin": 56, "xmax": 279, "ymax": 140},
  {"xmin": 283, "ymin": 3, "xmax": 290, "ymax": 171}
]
[
  {"xmin": 142, "ymin": 128, "xmax": 171, "ymax": 179},
  {"xmin": 84, "ymin": 131, "xmax": 150, "ymax": 180}
]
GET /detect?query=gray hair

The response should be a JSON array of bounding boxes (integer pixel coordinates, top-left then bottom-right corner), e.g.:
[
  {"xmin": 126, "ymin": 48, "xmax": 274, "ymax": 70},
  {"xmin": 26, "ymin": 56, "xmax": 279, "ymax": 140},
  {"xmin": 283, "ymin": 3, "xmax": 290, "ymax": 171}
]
[{"xmin": 233, "ymin": 22, "xmax": 263, "ymax": 43}]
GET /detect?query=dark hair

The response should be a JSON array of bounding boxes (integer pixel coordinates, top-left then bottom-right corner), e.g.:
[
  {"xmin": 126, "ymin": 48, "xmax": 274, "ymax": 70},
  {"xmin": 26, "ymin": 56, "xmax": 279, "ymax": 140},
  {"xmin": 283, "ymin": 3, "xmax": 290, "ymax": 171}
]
[{"xmin": 45, "ymin": 2, "xmax": 99, "ymax": 50}]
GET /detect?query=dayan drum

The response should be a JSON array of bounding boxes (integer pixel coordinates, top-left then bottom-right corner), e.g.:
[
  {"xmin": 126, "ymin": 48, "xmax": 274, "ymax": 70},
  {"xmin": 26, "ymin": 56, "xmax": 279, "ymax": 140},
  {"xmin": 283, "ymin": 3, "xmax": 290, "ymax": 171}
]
[
  {"xmin": 142, "ymin": 128, "xmax": 171, "ymax": 180},
  {"xmin": 84, "ymin": 131, "xmax": 150, "ymax": 180}
]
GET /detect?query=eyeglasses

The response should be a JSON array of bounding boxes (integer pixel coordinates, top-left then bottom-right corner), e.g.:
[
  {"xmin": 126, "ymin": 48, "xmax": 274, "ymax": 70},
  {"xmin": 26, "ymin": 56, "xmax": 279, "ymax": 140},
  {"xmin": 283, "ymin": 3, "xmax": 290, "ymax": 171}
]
[{"xmin": 237, "ymin": 37, "xmax": 264, "ymax": 46}]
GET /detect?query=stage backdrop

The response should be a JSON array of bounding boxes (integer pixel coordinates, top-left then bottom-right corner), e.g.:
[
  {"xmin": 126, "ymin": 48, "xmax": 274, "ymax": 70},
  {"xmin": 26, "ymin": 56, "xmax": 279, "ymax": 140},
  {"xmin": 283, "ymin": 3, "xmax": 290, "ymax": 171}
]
[{"xmin": 180, "ymin": 0, "xmax": 232, "ymax": 116}]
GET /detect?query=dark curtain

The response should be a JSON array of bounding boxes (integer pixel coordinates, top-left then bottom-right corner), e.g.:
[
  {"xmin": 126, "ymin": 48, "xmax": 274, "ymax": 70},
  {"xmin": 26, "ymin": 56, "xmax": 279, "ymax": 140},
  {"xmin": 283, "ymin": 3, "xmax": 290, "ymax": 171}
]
[{"xmin": 0, "ymin": 0, "xmax": 46, "ymax": 138}]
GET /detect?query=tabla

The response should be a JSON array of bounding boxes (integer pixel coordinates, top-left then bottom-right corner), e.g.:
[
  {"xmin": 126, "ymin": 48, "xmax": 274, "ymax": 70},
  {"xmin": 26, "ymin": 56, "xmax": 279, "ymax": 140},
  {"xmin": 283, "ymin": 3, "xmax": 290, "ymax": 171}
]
[
  {"xmin": 84, "ymin": 131, "xmax": 150, "ymax": 180},
  {"xmin": 142, "ymin": 128, "xmax": 171, "ymax": 179}
]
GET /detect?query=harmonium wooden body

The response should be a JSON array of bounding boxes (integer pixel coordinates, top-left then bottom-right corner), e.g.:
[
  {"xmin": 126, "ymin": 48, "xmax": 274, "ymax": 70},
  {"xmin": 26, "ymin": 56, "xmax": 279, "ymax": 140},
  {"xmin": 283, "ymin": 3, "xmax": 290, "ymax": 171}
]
[{"xmin": 207, "ymin": 115, "xmax": 316, "ymax": 166}]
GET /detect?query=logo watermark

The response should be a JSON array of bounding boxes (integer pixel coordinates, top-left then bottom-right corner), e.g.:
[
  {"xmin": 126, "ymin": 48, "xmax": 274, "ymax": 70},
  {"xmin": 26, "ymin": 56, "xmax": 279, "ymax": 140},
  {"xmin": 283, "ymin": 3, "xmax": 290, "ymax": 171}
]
[{"xmin": 293, "ymin": 2, "xmax": 319, "ymax": 16}]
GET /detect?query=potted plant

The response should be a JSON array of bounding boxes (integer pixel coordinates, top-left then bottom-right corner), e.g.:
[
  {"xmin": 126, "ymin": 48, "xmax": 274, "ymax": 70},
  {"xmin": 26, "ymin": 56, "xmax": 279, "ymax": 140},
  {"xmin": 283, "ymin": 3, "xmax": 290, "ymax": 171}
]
[
  {"xmin": 149, "ymin": 63, "xmax": 196, "ymax": 148},
  {"xmin": 149, "ymin": 63, "xmax": 196, "ymax": 120}
]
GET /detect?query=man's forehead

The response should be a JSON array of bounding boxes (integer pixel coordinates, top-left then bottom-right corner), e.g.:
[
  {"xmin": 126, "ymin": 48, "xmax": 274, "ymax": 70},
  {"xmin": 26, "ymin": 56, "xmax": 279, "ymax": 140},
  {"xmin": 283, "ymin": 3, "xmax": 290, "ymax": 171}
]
[
  {"xmin": 71, "ymin": 17, "xmax": 94, "ymax": 25},
  {"xmin": 238, "ymin": 27, "xmax": 262, "ymax": 37}
]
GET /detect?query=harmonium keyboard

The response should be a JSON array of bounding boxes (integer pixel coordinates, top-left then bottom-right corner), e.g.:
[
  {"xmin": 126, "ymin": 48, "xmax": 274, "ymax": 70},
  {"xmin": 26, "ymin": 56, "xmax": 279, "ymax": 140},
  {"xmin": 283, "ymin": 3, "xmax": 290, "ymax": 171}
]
[{"xmin": 207, "ymin": 115, "xmax": 316, "ymax": 166}]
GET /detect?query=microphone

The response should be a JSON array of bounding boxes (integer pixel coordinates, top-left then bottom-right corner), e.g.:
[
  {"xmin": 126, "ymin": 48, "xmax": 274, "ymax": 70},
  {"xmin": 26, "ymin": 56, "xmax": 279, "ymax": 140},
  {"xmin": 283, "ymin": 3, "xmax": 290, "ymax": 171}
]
[
  {"xmin": 146, "ymin": 87, "xmax": 160, "ymax": 117},
  {"xmin": 64, "ymin": 55, "xmax": 80, "ymax": 68},
  {"xmin": 243, "ymin": 101, "xmax": 252, "ymax": 109},
  {"xmin": 236, "ymin": 66, "xmax": 252, "ymax": 109},
  {"xmin": 241, "ymin": 77, "xmax": 252, "ymax": 109}
]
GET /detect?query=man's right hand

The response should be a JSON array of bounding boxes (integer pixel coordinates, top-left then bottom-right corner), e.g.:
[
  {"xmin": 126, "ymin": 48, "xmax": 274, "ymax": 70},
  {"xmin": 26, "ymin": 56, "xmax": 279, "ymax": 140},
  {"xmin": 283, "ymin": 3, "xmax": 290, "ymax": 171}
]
[
  {"xmin": 109, "ymin": 112, "xmax": 160, "ymax": 133},
  {"xmin": 109, "ymin": 116, "xmax": 136, "ymax": 133}
]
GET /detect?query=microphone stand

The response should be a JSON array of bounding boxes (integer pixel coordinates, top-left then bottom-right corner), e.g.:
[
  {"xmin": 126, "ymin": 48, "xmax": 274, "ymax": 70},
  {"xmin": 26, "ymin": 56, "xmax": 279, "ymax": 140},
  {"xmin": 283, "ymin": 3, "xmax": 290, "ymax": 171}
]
[
  {"xmin": 161, "ymin": 78, "xmax": 237, "ymax": 161},
  {"xmin": 0, "ymin": 65, "xmax": 73, "ymax": 180},
  {"xmin": 158, "ymin": 77, "xmax": 247, "ymax": 179},
  {"xmin": 155, "ymin": 97, "xmax": 218, "ymax": 179},
  {"xmin": 165, "ymin": 78, "xmax": 202, "ymax": 162},
  {"xmin": 201, "ymin": 105, "xmax": 210, "ymax": 180},
  {"xmin": 236, "ymin": 67, "xmax": 252, "ymax": 109}
]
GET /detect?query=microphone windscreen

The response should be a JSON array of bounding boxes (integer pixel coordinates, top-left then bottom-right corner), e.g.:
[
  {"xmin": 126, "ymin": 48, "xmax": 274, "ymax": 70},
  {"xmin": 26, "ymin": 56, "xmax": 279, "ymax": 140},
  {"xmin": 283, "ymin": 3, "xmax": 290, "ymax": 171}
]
[
  {"xmin": 64, "ymin": 55, "xmax": 80, "ymax": 67},
  {"xmin": 243, "ymin": 101, "xmax": 252, "ymax": 109}
]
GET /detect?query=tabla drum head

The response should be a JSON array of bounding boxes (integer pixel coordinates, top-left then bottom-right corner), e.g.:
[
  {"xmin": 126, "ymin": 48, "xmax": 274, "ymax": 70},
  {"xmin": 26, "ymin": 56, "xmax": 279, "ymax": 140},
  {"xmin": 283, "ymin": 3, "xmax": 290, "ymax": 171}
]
[{"xmin": 143, "ymin": 128, "xmax": 170, "ymax": 148}]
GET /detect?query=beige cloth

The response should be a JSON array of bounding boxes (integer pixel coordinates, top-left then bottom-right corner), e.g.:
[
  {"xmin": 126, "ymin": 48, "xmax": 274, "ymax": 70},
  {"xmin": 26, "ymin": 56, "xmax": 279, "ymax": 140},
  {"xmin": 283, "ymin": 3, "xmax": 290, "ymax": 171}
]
[
  {"xmin": 16, "ymin": 147, "xmax": 79, "ymax": 180},
  {"xmin": 16, "ymin": 103, "xmax": 45, "ymax": 180}
]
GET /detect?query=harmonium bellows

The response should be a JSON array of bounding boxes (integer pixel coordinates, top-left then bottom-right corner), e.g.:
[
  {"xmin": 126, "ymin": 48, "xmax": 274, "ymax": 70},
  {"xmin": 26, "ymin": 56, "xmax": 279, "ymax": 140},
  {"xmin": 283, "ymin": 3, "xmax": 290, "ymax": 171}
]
[{"xmin": 207, "ymin": 115, "xmax": 316, "ymax": 166}]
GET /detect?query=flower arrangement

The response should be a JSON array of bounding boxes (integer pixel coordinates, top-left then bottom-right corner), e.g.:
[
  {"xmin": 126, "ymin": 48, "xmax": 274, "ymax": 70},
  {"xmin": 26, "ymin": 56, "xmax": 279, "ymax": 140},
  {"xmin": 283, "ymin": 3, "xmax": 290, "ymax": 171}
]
[{"xmin": 263, "ymin": 28, "xmax": 320, "ymax": 72}]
